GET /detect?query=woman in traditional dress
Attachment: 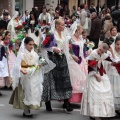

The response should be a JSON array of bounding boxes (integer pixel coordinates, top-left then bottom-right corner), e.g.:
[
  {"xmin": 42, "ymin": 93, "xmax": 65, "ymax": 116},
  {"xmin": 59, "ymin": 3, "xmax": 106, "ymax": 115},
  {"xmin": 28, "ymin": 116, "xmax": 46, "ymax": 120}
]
[
  {"xmin": 28, "ymin": 12, "xmax": 40, "ymax": 47},
  {"xmin": 7, "ymin": 11, "xmax": 22, "ymax": 40},
  {"xmin": 0, "ymin": 32, "xmax": 9, "ymax": 93},
  {"xmin": 110, "ymin": 26, "xmax": 120, "ymax": 53},
  {"xmin": 106, "ymin": 36, "xmax": 120, "ymax": 115},
  {"xmin": 80, "ymin": 42, "xmax": 115, "ymax": 120},
  {"xmin": 68, "ymin": 24, "xmax": 87, "ymax": 103},
  {"xmin": 42, "ymin": 18, "xmax": 74, "ymax": 112},
  {"xmin": 9, "ymin": 37, "xmax": 43, "ymax": 117}
]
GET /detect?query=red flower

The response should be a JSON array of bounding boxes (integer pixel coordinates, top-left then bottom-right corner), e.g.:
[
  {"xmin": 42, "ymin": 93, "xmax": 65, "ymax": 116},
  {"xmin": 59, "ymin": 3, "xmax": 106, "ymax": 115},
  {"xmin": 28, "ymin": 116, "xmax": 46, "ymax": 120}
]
[
  {"xmin": 69, "ymin": 20, "xmax": 73, "ymax": 24},
  {"xmin": 22, "ymin": 22, "xmax": 26, "ymax": 26},
  {"xmin": 43, "ymin": 20, "xmax": 46, "ymax": 24},
  {"xmin": 9, "ymin": 46, "xmax": 12, "ymax": 51},
  {"xmin": 16, "ymin": 25, "xmax": 22, "ymax": 29},
  {"xmin": 47, "ymin": 23, "xmax": 50, "ymax": 26},
  {"xmin": 88, "ymin": 60, "xmax": 98, "ymax": 67},
  {"xmin": 4, "ymin": 40, "xmax": 9, "ymax": 45},
  {"xmin": 39, "ymin": 22, "xmax": 42, "ymax": 25},
  {"xmin": 43, "ymin": 23, "xmax": 46, "ymax": 26},
  {"xmin": 43, "ymin": 36, "xmax": 50, "ymax": 45}
]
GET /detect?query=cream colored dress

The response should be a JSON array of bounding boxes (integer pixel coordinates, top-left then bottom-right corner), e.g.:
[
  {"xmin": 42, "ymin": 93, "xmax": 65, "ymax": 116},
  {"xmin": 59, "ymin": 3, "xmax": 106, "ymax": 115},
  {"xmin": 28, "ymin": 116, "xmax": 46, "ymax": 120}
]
[
  {"xmin": 80, "ymin": 50, "xmax": 115, "ymax": 117},
  {"xmin": 7, "ymin": 19, "xmax": 22, "ymax": 40}
]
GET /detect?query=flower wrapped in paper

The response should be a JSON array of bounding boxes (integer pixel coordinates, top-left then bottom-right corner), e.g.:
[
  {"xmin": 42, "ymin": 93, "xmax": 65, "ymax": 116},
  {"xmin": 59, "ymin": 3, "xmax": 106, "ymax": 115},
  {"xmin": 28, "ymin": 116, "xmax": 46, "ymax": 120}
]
[
  {"xmin": 15, "ymin": 25, "xmax": 23, "ymax": 33},
  {"xmin": 41, "ymin": 27, "xmax": 56, "ymax": 48},
  {"xmin": 15, "ymin": 23, "xmax": 27, "ymax": 35},
  {"xmin": 39, "ymin": 21, "xmax": 50, "ymax": 27},
  {"xmin": 38, "ymin": 54, "xmax": 48, "ymax": 66},
  {"xmin": 3, "ymin": 40, "xmax": 9, "ymax": 51},
  {"xmin": 85, "ymin": 40, "xmax": 95, "ymax": 51},
  {"xmin": 65, "ymin": 19, "xmax": 73, "ymax": 27}
]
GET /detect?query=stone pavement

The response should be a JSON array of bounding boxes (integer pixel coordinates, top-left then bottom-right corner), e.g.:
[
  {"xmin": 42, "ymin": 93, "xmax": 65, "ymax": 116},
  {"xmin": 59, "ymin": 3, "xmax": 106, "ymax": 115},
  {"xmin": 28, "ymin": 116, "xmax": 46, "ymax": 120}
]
[{"xmin": 0, "ymin": 90, "xmax": 120, "ymax": 120}]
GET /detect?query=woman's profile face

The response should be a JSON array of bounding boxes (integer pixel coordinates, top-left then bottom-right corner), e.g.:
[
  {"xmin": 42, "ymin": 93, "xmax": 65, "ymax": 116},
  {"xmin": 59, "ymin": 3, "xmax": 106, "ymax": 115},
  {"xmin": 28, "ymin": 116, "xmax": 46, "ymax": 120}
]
[
  {"xmin": 57, "ymin": 20, "xmax": 65, "ymax": 31},
  {"xmin": 6, "ymin": 33, "xmax": 11, "ymax": 40},
  {"xmin": 82, "ymin": 33, "xmax": 87, "ymax": 39},
  {"xmin": 25, "ymin": 41, "xmax": 34, "ymax": 52},
  {"xmin": 115, "ymin": 40, "xmax": 120, "ymax": 52},
  {"xmin": 16, "ymin": 15, "xmax": 22, "ymax": 20},
  {"xmin": 78, "ymin": 28, "xmax": 83, "ymax": 35}
]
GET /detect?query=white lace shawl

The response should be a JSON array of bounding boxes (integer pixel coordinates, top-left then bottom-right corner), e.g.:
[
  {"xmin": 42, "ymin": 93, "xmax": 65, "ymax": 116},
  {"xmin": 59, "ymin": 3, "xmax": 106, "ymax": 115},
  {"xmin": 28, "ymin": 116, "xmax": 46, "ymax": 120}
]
[{"xmin": 11, "ymin": 39, "xmax": 25, "ymax": 90}]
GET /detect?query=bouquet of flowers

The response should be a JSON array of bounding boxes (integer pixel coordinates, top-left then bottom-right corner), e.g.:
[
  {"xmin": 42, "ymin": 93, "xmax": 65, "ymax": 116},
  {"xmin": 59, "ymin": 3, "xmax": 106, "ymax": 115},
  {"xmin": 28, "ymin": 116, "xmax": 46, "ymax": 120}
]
[
  {"xmin": 15, "ymin": 25, "xmax": 23, "ymax": 33},
  {"xmin": 65, "ymin": 19, "xmax": 73, "ymax": 27},
  {"xmin": 85, "ymin": 39, "xmax": 95, "ymax": 51},
  {"xmin": 22, "ymin": 22, "xmax": 27, "ymax": 26},
  {"xmin": 15, "ymin": 22, "xmax": 27, "ymax": 34},
  {"xmin": 88, "ymin": 60, "xmax": 98, "ymax": 67},
  {"xmin": 54, "ymin": 48, "xmax": 63, "ymax": 58},
  {"xmin": 4, "ymin": 40, "xmax": 9, "ymax": 51},
  {"xmin": 41, "ymin": 27, "xmax": 52, "ymax": 47},
  {"xmin": 38, "ymin": 53, "xmax": 48, "ymax": 66},
  {"xmin": 39, "ymin": 21, "xmax": 50, "ymax": 27}
]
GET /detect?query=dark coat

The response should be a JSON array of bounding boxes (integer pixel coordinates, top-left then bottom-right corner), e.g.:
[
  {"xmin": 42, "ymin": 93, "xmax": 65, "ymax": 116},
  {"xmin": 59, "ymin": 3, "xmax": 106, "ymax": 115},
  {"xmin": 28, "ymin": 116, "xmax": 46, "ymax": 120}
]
[
  {"xmin": 112, "ymin": 9, "xmax": 120, "ymax": 26},
  {"xmin": 0, "ymin": 19, "xmax": 10, "ymax": 30},
  {"xmin": 89, "ymin": 17, "xmax": 102, "ymax": 39},
  {"xmin": 89, "ymin": 7, "xmax": 96, "ymax": 14},
  {"xmin": 0, "ymin": 46, "xmax": 6, "ymax": 61}
]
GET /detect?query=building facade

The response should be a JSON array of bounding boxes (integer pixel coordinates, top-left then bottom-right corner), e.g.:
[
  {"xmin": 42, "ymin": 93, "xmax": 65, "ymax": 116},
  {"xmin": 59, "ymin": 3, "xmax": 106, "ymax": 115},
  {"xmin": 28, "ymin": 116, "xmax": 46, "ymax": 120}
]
[
  {"xmin": 0, "ymin": 0, "xmax": 45, "ymax": 16},
  {"xmin": 0, "ymin": 0, "xmax": 120, "ymax": 17}
]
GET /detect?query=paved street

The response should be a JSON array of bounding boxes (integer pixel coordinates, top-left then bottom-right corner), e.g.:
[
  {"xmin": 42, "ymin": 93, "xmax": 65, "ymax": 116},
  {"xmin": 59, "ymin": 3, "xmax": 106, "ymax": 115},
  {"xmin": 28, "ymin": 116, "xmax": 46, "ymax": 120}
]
[{"xmin": 0, "ymin": 90, "xmax": 120, "ymax": 120}]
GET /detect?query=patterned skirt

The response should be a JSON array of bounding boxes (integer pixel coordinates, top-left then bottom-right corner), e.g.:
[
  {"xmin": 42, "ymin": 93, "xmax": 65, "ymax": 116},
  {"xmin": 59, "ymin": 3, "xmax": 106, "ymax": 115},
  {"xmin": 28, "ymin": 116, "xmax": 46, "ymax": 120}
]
[
  {"xmin": 9, "ymin": 82, "xmax": 41, "ymax": 110},
  {"xmin": 42, "ymin": 53, "xmax": 72, "ymax": 102}
]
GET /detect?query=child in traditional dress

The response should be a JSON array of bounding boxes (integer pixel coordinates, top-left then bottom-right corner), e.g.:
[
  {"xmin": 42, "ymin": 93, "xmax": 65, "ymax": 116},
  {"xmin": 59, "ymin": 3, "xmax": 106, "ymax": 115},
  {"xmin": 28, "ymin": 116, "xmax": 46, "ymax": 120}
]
[
  {"xmin": 81, "ymin": 42, "xmax": 115, "ymax": 120},
  {"xmin": 2, "ymin": 31, "xmax": 16, "ymax": 89},
  {"xmin": 9, "ymin": 37, "xmax": 43, "ymax": 117}
]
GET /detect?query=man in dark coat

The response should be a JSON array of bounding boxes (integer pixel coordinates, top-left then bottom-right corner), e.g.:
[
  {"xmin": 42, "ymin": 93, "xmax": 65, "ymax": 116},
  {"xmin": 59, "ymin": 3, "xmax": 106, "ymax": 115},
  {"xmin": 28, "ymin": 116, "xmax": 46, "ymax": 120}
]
[
  {"xmin": 89, "ymin": 4, "xmax": 96, "ymax": 14},
  {"xmin": 89, "ymin": 12, "xmax": 102, "ymax": 49},
  {"xmin": 0, "ymin": 12, "xmax": 10, "ymax": 31}
]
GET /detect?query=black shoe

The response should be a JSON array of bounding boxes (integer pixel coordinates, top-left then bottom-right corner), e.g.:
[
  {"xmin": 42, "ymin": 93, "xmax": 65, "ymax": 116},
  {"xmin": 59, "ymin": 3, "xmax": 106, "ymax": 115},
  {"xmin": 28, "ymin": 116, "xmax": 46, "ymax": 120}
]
[
  {"xmin": 8, "ymin": 86, "xmax": 13, "ymax": 90},
  {"xmin": 0, "ymin": 92, "xmax": 2, "ymax": 96},
  {"xmin": 4, "ymin": 86, "xmax": 8, "ymax": 89},
  {"xmin": 45, "ymin": 101, "xmax": 52, "ymax": 111},
  {"xmin": 90, "ymin": 117, "xmax": 95, "ymax": 120},
  {"xmin": 115, "ymin": 110, "xmax": 120, "ymax": 116},
  {"xmin": 63, "ymin": 102, "xmax": 73, "ymax": 112},
  {"xmin": 23, "ymin": 113, "xmax": 33, "ymax": 117}
]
